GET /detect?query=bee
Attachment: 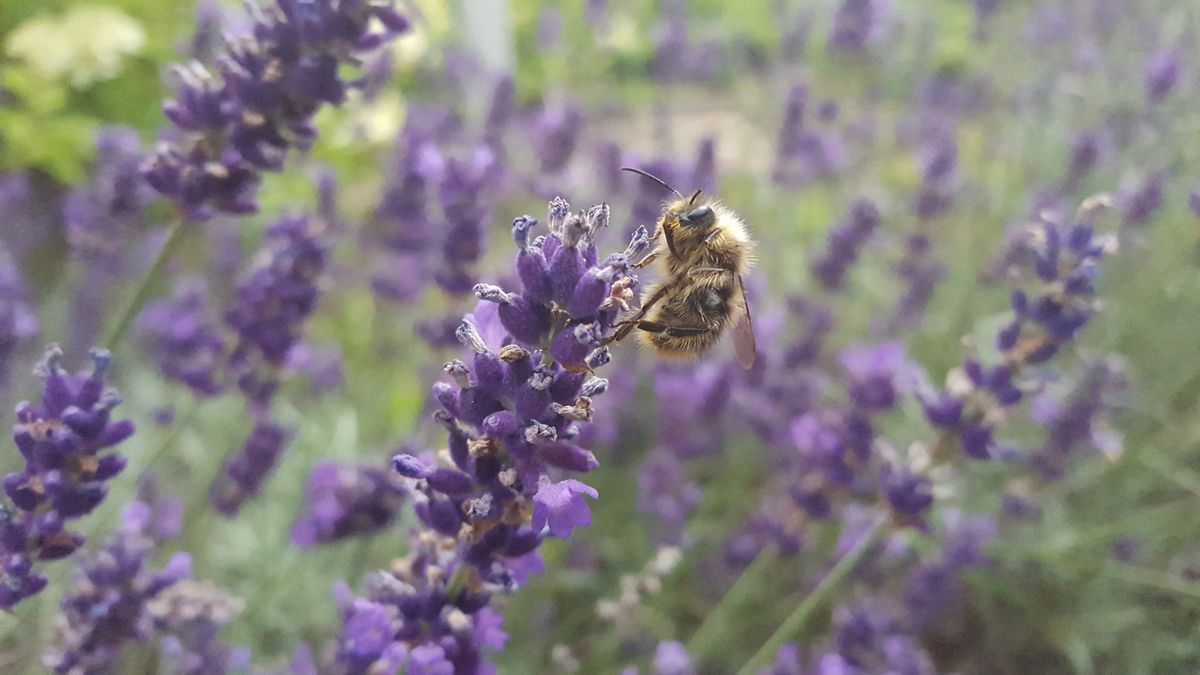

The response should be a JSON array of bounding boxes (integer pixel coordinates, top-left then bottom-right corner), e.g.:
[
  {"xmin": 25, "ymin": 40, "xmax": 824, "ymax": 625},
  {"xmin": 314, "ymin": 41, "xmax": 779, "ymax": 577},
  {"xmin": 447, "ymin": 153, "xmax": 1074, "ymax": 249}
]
[{"xmin": 607, "ymin": 167, "xmax": 757, "ymax": 369}]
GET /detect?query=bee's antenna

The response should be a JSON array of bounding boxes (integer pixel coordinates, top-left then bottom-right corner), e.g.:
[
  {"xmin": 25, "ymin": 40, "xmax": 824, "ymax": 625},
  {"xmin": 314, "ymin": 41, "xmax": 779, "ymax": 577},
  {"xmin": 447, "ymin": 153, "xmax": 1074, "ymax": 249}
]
[
  {"xmin": 621, "ymin": 167, "xmax": 685, "ymax": 201},
  {"xmin": 688, "ymin": 189, "xmax": 702, "ymax": 207}
]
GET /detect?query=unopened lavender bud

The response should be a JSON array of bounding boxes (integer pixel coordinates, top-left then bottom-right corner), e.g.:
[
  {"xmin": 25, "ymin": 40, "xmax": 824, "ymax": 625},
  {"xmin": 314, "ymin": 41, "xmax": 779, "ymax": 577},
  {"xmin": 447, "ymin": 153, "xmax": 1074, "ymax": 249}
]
[
  {"xmin": 547, "ymin": 197, "xmax": 570, "ymax": 232},
  {"xmin": 473, "ymin": 284, "xmax": 516, "ymax": 305},
  {"xmin": 585, "ymin": 346, "xmax": 611, "ymax": 369},
  {"xmin": 512, "ymin": 216, "xmax": 537, "ymax": 250},
  {"xmin": 443, "ymin": 360, "xmax": 472, "ymax": 389},
  {"xmin": 580, "ymin": 378, "xmax": 609, "ymax": 397},
  {"xmin": 456, "ymin": 320, "xmax": 489, "ymax": 354},
  {"xmin": 392, "ymin": 454, "xmax": 431, "ymax": 479},
  {"xmin": 524, "ymin": 422, "xmax": 558, "ymax": 444},
  {"xmin": 539, "ymin": 442, "xmax": 599, "ymax": 472}
]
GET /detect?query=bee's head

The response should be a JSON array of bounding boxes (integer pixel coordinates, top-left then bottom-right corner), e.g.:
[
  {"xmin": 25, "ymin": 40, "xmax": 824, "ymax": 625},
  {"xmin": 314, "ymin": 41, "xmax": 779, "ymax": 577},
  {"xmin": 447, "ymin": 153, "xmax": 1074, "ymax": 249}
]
[{"xmin": 670, "ymin": 190, "xmax": 715, "ymax": 229}]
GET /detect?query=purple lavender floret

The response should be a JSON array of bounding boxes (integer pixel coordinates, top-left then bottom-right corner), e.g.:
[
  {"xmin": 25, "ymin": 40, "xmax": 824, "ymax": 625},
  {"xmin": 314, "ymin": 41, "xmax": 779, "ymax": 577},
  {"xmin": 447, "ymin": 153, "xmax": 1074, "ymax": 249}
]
[
  {"xmin": 210, "ymin": 420, "xmax": 291, "ymax": 516},
  {"xmin": 226, "ymin": 214, "xmax": 328, "ymax": 402},
  {"xmin": 812, "ymin": 199, "xmax": 880, "ymax": 291},
  {"xmin": 1, "ymin": 346, "xmax": 134, "ymax": 609},
  {"xmin": 139, "ymin": 280, "xmax": 227, "ymax": 397},
  {"xmin": 0, "ymin": 248, "xmax": 38, "ymax": 389},
  {"xmin": 44, "ymin": 491, "xmax": 191, "ymax": 673},
  {"xmin": 143, "ymin": 0, "xmax": 409, "ymax": 219},
  {"xmin": 292, "ymin": 462, "xmax": 407, "ymax": 548}
]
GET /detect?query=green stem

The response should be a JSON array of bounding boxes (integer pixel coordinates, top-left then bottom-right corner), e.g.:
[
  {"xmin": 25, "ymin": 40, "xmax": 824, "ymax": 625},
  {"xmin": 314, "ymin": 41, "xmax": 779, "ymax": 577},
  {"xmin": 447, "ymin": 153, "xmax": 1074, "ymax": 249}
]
[
  {"xmin": 1102, "ymin": 562, "xmax": 1200, "ymax": 601},
  {"xmin": 102, "ymin": 219, "xmax": 190, "ymax": 349},
  {"xmin": 686, "ymin": 546, "xmax": 777, "ymax": 662},
  {"xmin": 736, "ymin": 516, "xmax": 888, "ymax": 675}
]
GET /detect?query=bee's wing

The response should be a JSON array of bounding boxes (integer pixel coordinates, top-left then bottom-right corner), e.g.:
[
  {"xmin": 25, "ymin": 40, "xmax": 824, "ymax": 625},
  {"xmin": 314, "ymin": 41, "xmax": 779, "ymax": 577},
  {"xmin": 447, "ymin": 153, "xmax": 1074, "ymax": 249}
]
[{"xmin": 732, "ymin": 274, "xmax": 757, "ymax": 369}]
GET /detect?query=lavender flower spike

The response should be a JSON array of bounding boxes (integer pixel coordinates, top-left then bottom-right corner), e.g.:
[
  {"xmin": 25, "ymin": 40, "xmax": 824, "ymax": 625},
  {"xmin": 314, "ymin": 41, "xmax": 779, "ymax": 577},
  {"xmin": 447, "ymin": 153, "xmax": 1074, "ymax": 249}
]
[
  {"xmin": 143, "ymin": 0, "xmax": 409, "ymax": 218},
  {"xmin": 138, "ymin": 279, "xmax": 226, "ymax": 397},
  {"xmin": 44, "ymin": 492, "xmax": 191, "ymax": 673},
  {"xmin": 925, "ymin": 201, "xmax": 1118, "ymax": 461},
  {"xmin": 812, "ymin": 199, "xmax": 880, "ymax": 291},
  {"xmin": 333, "ymin": 198, "xmax": 640, "ymax": 673},
  {"xmin": 226, "ymin": 213, "xmax": 328, "ymax": 403},
  {"xmin": 210, "ymin": 420, "xmax": 292, "ymax": 516},
  {"xmin": 1, "ymin": 346, "xmax": 135, "ymax": 609}
]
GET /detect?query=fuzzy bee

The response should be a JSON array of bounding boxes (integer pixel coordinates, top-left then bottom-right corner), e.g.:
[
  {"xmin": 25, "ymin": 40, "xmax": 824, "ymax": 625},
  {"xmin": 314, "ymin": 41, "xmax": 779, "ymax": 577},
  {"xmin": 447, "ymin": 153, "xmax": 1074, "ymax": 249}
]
[{"xmin": 607, "ymin": 167, "xmax": 757, "ymax": 369}]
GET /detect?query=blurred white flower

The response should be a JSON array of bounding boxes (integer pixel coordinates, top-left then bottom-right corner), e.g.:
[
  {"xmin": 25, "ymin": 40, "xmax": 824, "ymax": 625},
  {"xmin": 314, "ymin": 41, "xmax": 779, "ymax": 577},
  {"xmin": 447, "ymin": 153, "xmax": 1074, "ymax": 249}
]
[{"xmin": 6, "ymin": 5, "xmax": 146, "ymax": 87}]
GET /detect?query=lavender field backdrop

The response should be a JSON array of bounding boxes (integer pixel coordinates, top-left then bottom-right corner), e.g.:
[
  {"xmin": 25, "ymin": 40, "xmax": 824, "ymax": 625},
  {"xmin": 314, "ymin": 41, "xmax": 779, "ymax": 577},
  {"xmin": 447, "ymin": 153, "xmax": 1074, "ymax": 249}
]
[{"xmin": 1, "ymin": 0, "xmax": 1199, "ymax": 673}]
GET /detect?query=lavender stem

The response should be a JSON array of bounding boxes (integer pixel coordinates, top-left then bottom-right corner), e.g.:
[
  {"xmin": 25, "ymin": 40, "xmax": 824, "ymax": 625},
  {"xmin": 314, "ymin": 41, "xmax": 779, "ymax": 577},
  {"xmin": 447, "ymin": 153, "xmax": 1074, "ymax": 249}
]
[
  {"xmin": 736, "ymin": 516, "xmax": 888, "ymax": 675},
  {"xmin": 685, "ymin": 547, "xmax": 778, "ymax": 662},
  {"xmin": 103, "ymin": 220, "xmax": 190, "ymax": 348}
]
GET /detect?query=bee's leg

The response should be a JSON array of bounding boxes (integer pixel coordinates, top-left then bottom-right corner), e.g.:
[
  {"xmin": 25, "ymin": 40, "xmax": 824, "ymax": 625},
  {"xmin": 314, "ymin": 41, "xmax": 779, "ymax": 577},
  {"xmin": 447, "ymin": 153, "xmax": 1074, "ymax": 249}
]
[
  {"xmin": 662, "ymin": 222, "xmax": 679, "ymax": 257},
  {"xmin": 704, "ymin": 229, "xmax": 722, "ymax": 244},
  {"xmin": 605, "ymin": 283, "xmax": 673, "ymax": 344},
  {"xmin": 687, "ymin": 267, "xmax": 729, "ymax": 278},
  {"xmin": 633, "ymin": 251, "xmax": 660, "ymax": 269},
  {"xmin": 635, "ymin": 321, "xmax": 709, "ymax": 337}
]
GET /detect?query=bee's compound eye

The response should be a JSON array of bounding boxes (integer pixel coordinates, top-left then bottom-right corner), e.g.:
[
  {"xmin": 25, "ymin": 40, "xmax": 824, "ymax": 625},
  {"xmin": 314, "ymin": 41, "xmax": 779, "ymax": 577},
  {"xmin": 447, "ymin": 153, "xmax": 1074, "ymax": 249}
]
[
  {"xmin": 684, "ymin": 205, "xmax": 713, "ymax": 223},
  {"xmin": 701, "ymin": 289, "xmax": 722, "ymax": 310}
]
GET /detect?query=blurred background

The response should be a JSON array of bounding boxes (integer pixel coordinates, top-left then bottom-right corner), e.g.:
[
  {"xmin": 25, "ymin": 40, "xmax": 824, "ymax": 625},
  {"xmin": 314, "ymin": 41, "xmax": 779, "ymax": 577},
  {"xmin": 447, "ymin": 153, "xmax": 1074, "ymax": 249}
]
[{"xmin": 2, "ymin": 0, "xmax": 1200, "ymax": 673}]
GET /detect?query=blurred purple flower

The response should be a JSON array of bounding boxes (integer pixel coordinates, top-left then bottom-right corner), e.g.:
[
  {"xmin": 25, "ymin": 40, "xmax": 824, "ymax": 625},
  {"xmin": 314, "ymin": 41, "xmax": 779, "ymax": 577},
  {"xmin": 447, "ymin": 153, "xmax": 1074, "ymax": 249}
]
[
  {"xmin": 691, "ymin": 138, "xmax": 718, "ymax": 195},
  {"xmin": 654, "ymin": 641, "xmax": 694, "ymax": 675},
  {"xmin": 226, "ymin": 214, "xmax": 328, "ymax": 403},
  {"xmin": 437, "ymin": 147, "xmax": 497, "ymax": 294},
  {"xmin": 65, "ymin": 127, "xmax": 151, "ymax": 263},
  {"xmin": 535, "ymin": 104, "xmax": 585, "ymax": 177},
  {"xmin": 143, "ymin": 0, "xmax": 409, "ymax": 218},
  {"xmin": 839, "ymin": 342, "xmax": 913, "ymax": 412},
  {"xmin": 285, "ymin": 341, "xmax": 344, "ymax": 393},
  {"xmin": 926, "ymin": 208, "xmax": 1117, "ymax": 463},
  {"xmin": 887, "ymin": 234, "xmax": 945, "ymax": 332},
  {"xmin": 638, "ymin": 453, "xmax": 701, "ymax": 546},
  {"xmin": 139, "ymin": 280, "xmax": 227, "ymax": 397},
  {"xmin": 1121, "ymin": 173, "xmax": 1166, "ymax": 228},
  {"xmin": 0, "ymin": 248, "xmax": 38, "ymax": 390},
  {"xmin": 210, "ymin": 420, "xmax": 291, "ymax": 516},
  {"xmin": 773, "ymin": 85, "xmax": 846, "ymax": 186},
  {"xmin": 829, "ymin": 0, "xmax": 889, "ymax": 53},
  {"xmin": 914, "ymin": 133, "xmax": 957, "ymax": 219},
  {"xmin": 812, "ymin": 199, "xmax": 880, "ymax": 291},
  {"xmin": 44, "ymin": 488, "xmax": 191, "ymax": 673},
  {"xmin": 1145, "ymin": 50, "xmax": 1181, "ymax": 103},
  {"xmin": 291, "ymin": 462, "xmax": 407, "ymax": 548}
]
